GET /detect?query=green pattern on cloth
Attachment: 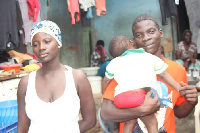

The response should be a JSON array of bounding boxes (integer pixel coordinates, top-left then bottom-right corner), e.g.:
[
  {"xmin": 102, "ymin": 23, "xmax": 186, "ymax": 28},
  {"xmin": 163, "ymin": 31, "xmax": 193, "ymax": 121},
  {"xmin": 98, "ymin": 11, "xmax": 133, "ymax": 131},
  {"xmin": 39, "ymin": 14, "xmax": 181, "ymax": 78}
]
[{"xmin": 176, "ymin": 59, "xmax": 200, "ymax": 70}]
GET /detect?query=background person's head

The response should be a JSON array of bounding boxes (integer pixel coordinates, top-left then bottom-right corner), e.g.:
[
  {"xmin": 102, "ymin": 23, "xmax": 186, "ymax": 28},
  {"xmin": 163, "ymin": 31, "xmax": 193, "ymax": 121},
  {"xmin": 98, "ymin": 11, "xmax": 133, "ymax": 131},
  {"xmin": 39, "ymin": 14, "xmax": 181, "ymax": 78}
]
[
  {"xmin": 96, "ymin": 40, "xmax": 105, "ymax": 49},
  {"xmin": 182, "ymin": 29, "xmax": 192, "ymax": 44},
  {"xmin": 109, "ymin": 35, "xmax": 136, "ymax": 58},
  {"xmin": 132, "ymin": 14, "xmax": 163, "ymax": 56}
]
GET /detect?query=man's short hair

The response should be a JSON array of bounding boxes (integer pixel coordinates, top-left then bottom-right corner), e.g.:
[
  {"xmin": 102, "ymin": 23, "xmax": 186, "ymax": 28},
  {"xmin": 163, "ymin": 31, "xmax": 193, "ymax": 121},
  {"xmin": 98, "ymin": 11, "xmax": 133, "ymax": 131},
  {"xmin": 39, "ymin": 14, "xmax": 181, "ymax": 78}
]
[
  {"xmin": 132, "ymin": 14, "xmax": 160, "ymax": 34},
  {"xmin": 109, "ymin": 36, "xmax": 129, "ymax": 58},
  {"xmin": 96, "ymin": 40, "xmax": 105, "ymax": 47}
]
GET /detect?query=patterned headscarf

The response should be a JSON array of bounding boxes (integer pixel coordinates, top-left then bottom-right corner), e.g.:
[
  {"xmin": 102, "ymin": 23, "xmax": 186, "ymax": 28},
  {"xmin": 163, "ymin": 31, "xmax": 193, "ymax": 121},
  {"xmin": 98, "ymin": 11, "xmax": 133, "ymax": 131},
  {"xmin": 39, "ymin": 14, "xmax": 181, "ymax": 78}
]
[{"xmin": 30, "ymin": 20, "xmax": 62, "ymax": 48}]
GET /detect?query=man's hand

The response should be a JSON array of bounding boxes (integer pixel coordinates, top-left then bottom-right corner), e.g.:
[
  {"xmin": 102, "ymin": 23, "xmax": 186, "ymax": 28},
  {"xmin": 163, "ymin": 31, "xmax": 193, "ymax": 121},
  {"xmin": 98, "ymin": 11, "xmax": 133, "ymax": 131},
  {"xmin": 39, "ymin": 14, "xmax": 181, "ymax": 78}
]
[
  {"xmin": 179, "ymin": 81, "xmax": 198, "ymax": 105},
  {"xmin": 141, "ymin": 90, "xmax": 160, "ymax": 115}
]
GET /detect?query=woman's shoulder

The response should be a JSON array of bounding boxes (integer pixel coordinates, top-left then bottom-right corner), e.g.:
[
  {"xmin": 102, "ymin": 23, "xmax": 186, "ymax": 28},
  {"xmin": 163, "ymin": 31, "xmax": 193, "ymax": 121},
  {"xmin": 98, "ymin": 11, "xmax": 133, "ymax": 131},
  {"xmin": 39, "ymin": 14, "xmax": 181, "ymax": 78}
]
[{"xmin": 18, "ymin": 74, "xmax": 30, "ymax": 95}]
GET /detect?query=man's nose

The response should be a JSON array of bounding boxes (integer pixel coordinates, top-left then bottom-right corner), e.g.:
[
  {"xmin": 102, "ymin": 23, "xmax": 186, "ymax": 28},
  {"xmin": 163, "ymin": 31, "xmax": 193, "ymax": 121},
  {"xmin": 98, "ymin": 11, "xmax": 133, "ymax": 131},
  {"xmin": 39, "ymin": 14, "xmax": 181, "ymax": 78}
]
[{"xmin": 142, "ymin": 34, "xmax": 150, "ymax": 41}]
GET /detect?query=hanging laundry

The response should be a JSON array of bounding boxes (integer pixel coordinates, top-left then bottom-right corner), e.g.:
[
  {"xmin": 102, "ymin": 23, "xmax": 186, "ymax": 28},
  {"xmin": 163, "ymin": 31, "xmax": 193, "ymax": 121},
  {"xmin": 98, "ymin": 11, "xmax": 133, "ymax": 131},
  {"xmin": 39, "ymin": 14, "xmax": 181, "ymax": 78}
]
[
  {"xmin": 158, "ymin": 0, "xmax": 177, "ymax": 25},
  {"xmin": 67, "ymin": 0, "xmax": 80, "ymax": 25},
  {"xmin": 0, "ymin": 0, "xmax": 19, "ymax": 51},
  {"xmin": 27, "ymin": 0, "xmax": 41, "ymax": 22},
  {"xmin": 18, "ymin": 0, "xmax": 41, "ymax": 43},
  {"xmin": 95, "ymin": 0, "xmax": 107, "ymax": 16},
  {"xmin": 79, "ymin": 0, "xmax": 95, "ymax": 12},
  {"xmin": 86, "ymin": 7, "xmax": 93, "ymax": 19}
]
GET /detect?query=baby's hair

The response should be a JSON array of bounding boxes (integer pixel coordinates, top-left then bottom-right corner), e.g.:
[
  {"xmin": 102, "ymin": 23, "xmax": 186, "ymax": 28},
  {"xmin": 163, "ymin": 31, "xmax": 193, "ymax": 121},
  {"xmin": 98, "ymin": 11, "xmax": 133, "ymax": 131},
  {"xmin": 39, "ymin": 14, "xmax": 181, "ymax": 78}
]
[
  {"xmin": 109, "ymin": 36, "xmax": 130, "ymax": 58},
  {"xmin": 132, "ymin": 14, "xmax": 160, "ymax": 33}
]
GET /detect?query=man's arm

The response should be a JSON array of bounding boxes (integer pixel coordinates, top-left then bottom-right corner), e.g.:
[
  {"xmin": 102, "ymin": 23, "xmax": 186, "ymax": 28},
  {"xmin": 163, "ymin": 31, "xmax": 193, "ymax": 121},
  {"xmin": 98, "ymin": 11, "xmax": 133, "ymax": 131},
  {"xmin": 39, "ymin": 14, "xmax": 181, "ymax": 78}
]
[
  {"xmin": 101, "ymin": 90, "xmax": 160, "ymax": 122},
  {"xmin": 174, "ymin": 82, "xmax": 198, "ymax": 118}
]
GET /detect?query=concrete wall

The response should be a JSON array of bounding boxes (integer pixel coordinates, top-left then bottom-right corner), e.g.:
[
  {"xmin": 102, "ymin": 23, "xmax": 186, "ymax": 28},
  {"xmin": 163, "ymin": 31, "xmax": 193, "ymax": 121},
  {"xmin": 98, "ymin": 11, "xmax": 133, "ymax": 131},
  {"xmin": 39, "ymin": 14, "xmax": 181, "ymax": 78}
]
[
  {"xmin": 92, "ymin": 0, "xmax": 177, "ymax": 60},
  {"xmin": 38, "ymin": 0, "xmax": 177, "ymax": 67},
  {"xmin": 39, "ymin": 0, "xmax": 87, "ymax": 68}
]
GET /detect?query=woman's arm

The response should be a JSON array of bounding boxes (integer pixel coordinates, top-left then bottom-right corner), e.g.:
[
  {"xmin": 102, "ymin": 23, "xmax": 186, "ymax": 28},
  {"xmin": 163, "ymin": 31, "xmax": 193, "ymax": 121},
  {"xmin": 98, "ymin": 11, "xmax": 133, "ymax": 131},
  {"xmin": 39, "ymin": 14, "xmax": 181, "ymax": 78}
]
[
  {"xmin": 73, "ymin": 69, "xmax": 96, "ymax": 133},
  {"xmin": 17, "ymin": 76, "xmax": 30, "ymax": 133},
  {"xmin": 176, "ymin": 51, "xmax": 189, "ymax": 61}
]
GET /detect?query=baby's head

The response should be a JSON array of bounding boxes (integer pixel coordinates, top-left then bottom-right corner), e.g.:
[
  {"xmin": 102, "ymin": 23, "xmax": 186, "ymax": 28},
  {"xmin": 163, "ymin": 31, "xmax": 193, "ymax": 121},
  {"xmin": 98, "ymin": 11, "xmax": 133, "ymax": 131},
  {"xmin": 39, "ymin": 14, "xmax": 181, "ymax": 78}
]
[{"xmin": 109, "ymin": 36, "xmax": 136, "ymax": 58}]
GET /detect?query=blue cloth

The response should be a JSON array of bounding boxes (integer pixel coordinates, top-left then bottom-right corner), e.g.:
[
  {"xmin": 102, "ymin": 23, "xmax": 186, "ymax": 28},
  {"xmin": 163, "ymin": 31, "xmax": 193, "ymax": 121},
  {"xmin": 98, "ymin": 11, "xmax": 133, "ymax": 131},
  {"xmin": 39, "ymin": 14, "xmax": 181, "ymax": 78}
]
[
  {"xmin": 86, "ymin": 7, "xmax": 93, "ymax": 19},
  {"xmin": 97, "ymin": 61, "xmax": 110, "ymax": 77}
]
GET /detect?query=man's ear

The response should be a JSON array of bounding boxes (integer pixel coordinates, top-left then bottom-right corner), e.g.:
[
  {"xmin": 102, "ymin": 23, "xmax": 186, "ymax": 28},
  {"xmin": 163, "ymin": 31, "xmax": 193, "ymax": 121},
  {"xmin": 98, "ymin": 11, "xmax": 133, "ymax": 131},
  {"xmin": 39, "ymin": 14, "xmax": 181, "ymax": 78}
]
[{"xmin": 159, "ymin": 29, "xmax": 163, "ymax": 38}]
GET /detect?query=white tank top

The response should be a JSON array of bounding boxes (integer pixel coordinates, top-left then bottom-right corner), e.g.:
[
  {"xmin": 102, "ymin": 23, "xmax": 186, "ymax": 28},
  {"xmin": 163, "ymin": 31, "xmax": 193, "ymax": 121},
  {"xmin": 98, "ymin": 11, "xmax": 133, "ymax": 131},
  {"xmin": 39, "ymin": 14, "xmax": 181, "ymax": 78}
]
[{"xmin": 25, "ymin": 65, "xmax": 80, "ymax": 133}]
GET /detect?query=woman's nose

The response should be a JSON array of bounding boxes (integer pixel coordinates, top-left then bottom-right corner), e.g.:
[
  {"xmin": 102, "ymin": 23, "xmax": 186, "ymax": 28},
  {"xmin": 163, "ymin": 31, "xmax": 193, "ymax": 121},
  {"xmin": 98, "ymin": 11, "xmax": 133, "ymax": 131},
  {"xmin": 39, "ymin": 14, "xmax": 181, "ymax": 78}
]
[{"xmin": 39, "ymin": 43, "xmax": 46, "ymax": 50}]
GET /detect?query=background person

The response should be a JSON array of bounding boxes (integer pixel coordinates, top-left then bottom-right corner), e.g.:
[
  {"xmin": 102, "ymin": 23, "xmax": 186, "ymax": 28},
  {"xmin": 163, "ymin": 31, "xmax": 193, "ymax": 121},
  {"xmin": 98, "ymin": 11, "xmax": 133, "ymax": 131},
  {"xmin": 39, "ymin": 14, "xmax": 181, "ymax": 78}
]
[
  {"xmin": 101, "ymin": 14, "xmax": 198, "ymax": 133},
  {"xmin": 90, "ymin": 40, "xmax": 109, "ymax": 67},
  {"xmin": 176, "ymin": 29, "xmax": 199, "ymax": 71},
  {"xmin": 17, "ymin": 20, "xmax": 96, "ymax": 133}
]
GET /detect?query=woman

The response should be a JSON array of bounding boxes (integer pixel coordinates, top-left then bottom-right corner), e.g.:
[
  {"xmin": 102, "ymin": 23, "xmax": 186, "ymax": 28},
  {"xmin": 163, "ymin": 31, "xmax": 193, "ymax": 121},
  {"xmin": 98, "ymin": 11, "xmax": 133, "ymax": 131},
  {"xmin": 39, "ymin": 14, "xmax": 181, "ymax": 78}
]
[
  {"xmin": 176, "ymin": 29, "xmax": 199, "ymax": 71},
  {"xmin": 17, "ymin": 20, "xmax": 96, "ymax": 133}
]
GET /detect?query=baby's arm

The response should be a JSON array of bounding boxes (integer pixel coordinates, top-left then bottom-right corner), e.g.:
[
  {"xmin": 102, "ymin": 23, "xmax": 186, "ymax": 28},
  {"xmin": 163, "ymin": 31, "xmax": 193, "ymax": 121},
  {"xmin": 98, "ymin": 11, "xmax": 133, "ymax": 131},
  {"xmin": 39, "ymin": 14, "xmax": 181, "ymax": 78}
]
[
  {"xmin": 157, "ymin": 71, "xmax": 181, "ymax": 91},
  {"xmin": 102, "ymin": 77, "xmax": 112, "ymax": 94}
]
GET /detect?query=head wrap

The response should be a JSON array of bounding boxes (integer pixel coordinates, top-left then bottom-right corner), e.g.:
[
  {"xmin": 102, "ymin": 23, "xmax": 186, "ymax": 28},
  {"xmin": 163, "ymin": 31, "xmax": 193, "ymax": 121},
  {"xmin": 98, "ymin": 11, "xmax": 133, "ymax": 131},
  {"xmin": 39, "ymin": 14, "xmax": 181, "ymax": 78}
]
[{"xmin": 30, "ymin": 20, "xmax": 62, "ymax": 48}]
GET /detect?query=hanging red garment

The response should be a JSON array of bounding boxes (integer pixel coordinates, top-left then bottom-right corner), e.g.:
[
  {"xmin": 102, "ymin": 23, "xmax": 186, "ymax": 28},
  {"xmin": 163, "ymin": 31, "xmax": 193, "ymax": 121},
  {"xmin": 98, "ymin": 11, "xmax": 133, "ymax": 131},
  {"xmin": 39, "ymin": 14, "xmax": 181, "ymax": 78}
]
[
  {"xmin": 95, "ymin": 0, "xmax": 107, "ymax": 16},
  {"xmin": 66, "ymin": 0, "xmax": 80, "ymax": 25},
  {"xmin": 27, "ymin": 0, "xmax": 41, "ymax": 22}
]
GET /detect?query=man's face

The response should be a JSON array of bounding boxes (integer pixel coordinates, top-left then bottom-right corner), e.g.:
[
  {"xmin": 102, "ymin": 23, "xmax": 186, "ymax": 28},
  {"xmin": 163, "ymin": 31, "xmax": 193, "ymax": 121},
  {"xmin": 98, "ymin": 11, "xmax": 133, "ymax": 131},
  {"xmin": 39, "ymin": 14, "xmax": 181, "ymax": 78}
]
[{"xmin": 133, "ymin": 20, "xmax": 163, "ymax": 55}]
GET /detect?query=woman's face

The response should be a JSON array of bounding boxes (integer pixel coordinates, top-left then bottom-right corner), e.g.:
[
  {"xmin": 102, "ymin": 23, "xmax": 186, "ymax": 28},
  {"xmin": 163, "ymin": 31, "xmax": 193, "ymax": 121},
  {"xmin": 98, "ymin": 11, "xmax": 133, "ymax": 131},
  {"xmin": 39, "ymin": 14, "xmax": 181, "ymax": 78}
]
[{"xmin": 32, "ymin": 32, "xmax": 59, "ymax": 63}]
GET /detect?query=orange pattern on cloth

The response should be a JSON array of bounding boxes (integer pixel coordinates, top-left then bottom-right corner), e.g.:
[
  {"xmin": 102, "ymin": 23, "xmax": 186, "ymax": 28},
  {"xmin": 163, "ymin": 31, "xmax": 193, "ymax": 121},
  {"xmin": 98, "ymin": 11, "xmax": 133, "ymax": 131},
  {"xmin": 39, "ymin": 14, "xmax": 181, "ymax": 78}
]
[
  {"xmin": 102, "ymin": 55, "xmax": 187, "ymax": 133},
  {"xmin": 95, "ymin": 0, "xmax": 107, "ymax": 16},
  {"xmin": 27, "ymin": 0, "xmax": 41, "ymax": 22},
  {"xmin": 67, "ymin": 0, "xmax": 80, "ymax": 25}
]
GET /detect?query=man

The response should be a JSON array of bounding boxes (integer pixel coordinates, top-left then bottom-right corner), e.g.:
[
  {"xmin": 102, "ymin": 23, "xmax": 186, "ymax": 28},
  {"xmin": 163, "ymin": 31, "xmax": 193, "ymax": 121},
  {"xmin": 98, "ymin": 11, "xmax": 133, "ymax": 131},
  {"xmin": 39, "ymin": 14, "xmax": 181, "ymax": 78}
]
[{"xmin": 101, "ymin": 14, "xmax": 198, "ymax": 133}]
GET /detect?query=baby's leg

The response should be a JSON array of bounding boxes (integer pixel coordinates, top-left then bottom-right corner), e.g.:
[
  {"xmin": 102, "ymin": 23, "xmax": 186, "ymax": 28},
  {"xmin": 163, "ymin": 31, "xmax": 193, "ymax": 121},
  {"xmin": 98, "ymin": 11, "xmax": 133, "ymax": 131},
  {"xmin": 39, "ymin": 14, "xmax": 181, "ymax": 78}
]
[
  {"xmin": 123, "ymin": 119, "xmax": 137, "ymax": 133},
  {"xmin": 139, "ymin": 113, "xmax": 158, "ymax": 133}
]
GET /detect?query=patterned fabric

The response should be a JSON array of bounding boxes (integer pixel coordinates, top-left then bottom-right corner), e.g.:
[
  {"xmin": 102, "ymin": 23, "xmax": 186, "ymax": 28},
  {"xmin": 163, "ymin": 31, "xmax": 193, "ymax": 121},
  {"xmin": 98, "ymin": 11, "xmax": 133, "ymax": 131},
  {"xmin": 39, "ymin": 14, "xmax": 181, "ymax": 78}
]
[
  {"xmin": 30, "ymin": 20, "xmax": 62, "ymax": 48},
  {"xmin": 176, "ymin": 41, "xmax": 197, "ymax": 58},
  {"xmin": 90, "ymin": 51, "xmax": 109, "ymax": 67}
]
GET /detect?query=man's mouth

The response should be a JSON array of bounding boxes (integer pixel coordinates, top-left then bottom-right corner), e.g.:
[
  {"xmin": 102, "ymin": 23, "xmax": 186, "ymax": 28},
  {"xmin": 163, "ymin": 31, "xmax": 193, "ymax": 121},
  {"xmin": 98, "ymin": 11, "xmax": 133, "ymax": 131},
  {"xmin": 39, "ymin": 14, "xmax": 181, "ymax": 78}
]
[{"xmin": 143, "ymin": 43, "xmax": 153, "ymax": 48}]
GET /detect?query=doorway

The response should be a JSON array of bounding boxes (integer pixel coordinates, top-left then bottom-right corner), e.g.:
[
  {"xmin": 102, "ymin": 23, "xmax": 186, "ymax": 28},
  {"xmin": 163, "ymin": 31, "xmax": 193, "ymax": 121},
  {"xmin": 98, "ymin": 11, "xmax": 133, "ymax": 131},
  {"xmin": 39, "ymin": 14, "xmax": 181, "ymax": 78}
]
[{"xmin": 177, "ymin": 0, "xmax": 190, "ymax": 42}]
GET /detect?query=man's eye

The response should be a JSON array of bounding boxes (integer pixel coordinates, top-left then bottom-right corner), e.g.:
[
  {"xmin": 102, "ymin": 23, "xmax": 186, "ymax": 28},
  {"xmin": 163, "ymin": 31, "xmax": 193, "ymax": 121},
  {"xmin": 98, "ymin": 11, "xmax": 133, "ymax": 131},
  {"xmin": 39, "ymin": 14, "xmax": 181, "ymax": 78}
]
[
  {"xmin": 149, "ymin": 29, "xmax": 154, "ymax": 34},
  {"xmin": 135, "ymin": 34, "xmax": 142, "ymax": 38}
]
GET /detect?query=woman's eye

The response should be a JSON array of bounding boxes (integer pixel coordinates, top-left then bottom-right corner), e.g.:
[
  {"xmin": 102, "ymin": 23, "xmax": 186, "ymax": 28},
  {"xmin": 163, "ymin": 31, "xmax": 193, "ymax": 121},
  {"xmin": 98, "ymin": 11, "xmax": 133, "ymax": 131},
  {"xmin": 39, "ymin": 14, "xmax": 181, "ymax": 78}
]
[
  {"xmin": 32, "ymin": 43, "xmax": 38, "ymax": 47},
  {"xmin": 45, "ymin": 40, "xmax": 51, "ymax": 44}
]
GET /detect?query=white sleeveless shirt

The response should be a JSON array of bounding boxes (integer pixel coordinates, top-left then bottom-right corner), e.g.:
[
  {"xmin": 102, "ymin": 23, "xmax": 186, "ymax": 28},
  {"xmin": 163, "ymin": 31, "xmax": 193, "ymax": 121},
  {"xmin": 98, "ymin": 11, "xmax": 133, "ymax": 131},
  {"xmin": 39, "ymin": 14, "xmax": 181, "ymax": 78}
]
[{"xmin": 25, "ymin": 65, "xmax": 80, "ymax": 133}]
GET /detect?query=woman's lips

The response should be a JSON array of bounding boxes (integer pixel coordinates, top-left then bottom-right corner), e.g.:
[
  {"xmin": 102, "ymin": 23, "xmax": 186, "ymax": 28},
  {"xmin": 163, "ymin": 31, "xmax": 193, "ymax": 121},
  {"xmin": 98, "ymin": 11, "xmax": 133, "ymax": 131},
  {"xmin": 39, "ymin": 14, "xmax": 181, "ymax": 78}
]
[{"xmin": 40, "ymin": 53, "xmax": 48, "ymax": 58}]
